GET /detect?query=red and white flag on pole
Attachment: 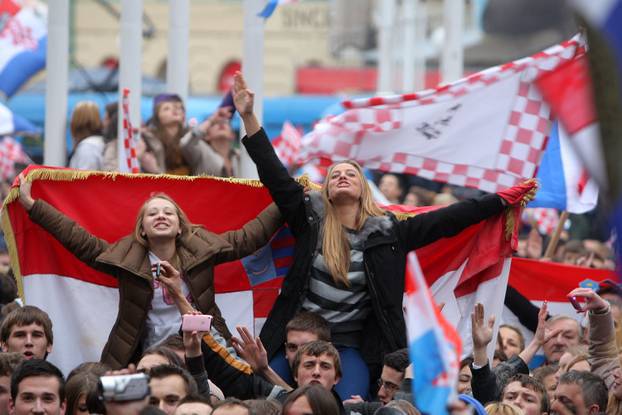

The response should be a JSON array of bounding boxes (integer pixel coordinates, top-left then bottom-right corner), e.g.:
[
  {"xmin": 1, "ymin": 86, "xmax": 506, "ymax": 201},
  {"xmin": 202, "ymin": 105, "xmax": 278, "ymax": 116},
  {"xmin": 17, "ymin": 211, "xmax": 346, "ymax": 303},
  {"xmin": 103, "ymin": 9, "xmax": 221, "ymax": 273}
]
[
  {"xmin": 121, "ymin": 88, "xmax": 140, "ymax": 173},
  {"xmin": 299, "ymin": 37, "xmax": 584, "ymax": 193},
  {"xmin": 272, "ymin": 121, "xmax": 302, "ymax": 168},
  {"xmin": 0, "ymin": 137, "xmax": 30, "ymax": 181}
]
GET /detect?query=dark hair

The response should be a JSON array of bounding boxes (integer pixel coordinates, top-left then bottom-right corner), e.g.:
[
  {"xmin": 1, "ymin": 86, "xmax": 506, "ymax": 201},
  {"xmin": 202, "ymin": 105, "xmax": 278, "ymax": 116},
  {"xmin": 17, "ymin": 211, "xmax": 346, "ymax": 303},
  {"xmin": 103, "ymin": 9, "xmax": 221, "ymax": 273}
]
[
  {"xmin": 282, "ymin": 384, "xmax": 340, "ymax": 415},
  {"xmin": 66, "ymin": 361, "xmax": 110, "ymax": 380},
  {"xmin": 0, "ymin": 273, "xmax": 17, "ymax": 305},
  {"xmin": 149, "ymin": 364, "xmax": 197, "ymax": 396},
  {"xmin": 558, "ymin": 370, "xmax": 608, "ymax": 412},
  {"xmin": 460, "ymin": 356, "xmax": 474, "ymax": 371},
  {"xmin": 286, "ymin": 312, "xmax": 331, "ymax": 342},
  {"xmin": 178, "ymin": 393, "xmax": 213, "ymax": 407},
  {"xmin": 1, "ymin": 305, "xmax": 53, "ymax": 345},
  {"xmin": 292, "ymin": 341, "xmax": 342, "ymax": 381},
  {"xmin": 103, "ymin": 102, "xmax": 118, "ymax": 142},
  {"xmin": 502, "ymin": 373, "xmax": 549, "ymax": 414},
  {"xmin": 499, "ymin": 324, "xmax": 526, "ymax": 351},
  {"xmin": 532, "ymin": 364, "xmax": 558, "ymax": 384},
  {"xmin": 11, "ymin": 359, "xmax": 65, "ymax": 402},
  {"xmin": 212, "ymin": 398, "xmax": 251, "ymax": 415},
  {"xmin": 140, "ymin": 345, "xmax": 185, "ymax": 368},
  {"xmin": 0, "ymin": 352, "xmax": 23, "ymax": 377},
  {"xmin": 65, "ymin": 370, "xmax": 100, "ymax": 415},
  {"xmin": 139, "ymin": 406, "xmax": 168, "ymax": 415},
  {"xmin": 244, "ymin": 399, "xmax": 281, "ymax": 415},
  {"xmin": 160, "ymin": 335, "xmax": 185, "ymax": 352},
  {"xmin": 383, "ymin": 349, "xmax": 409, "ymax": 373}
]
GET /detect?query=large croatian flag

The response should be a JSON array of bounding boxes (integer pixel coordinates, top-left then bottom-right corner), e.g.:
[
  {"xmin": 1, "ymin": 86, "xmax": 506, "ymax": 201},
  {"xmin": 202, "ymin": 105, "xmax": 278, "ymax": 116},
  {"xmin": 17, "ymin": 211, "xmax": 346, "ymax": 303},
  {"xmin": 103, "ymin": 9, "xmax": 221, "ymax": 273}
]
[
  {"xmin": 3, "ymin": 167, "xmax": 512, "ymax": 374},
  {"xmin": 406, "ymin": 252, "xmax": 461, "ymax": 415},
  {"xmin": 297, "ymin": 37, "xmax": 583, "ymax": 194},
  {"xmin": 0, "ymin": 1, "xmax": 47, "ymax": 98}
]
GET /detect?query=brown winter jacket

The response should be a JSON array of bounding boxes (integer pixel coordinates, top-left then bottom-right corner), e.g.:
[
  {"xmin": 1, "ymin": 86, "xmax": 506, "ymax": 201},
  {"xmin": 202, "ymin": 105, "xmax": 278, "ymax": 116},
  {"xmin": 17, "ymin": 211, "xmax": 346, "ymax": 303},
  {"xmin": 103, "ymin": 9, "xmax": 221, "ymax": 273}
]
[{"xmin": 28, "ymin": 199, "xmax": 282, "ymax": 369}]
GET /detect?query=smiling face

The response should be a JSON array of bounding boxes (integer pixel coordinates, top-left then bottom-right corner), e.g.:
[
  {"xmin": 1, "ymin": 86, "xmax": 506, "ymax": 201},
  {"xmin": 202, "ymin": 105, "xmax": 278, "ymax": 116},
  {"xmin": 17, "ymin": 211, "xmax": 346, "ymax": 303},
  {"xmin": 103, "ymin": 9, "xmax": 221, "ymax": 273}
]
[
  {"xmin": 140, "ymin": 198, "xmax": 181, "ymax": 243},
  {"xmin": 325, "ymin": 162, "xmax": 363, "ymax": 204}
]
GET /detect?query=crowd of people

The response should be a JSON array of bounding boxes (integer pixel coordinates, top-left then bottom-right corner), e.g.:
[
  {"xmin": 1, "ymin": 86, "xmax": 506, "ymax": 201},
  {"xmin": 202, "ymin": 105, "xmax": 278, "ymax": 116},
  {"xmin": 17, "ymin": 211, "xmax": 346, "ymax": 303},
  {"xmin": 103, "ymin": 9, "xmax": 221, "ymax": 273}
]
[{"xmin": 0, "ymin": 71, "xmax": 618, "ymax": 415}]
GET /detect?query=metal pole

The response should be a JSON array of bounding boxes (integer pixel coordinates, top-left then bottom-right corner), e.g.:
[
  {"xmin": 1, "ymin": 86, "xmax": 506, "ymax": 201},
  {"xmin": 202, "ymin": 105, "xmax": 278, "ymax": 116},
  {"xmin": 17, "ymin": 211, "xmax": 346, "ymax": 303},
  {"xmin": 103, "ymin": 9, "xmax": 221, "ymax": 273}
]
[
  {"xmin": 440, "ymin": 0, "xmax": 464, "ymax": 83},
  {"xmin": 239, "ymin": 0, "xmax": 264, "ymax": 179},
  {"xmin": 44, "ymin": 0, "xmax": 69, "ymax": 166},
  {"xmin": 401, "ymin": 0, "xmax": 416, "ymax": 92},
  {"xmin": 167, "ymin": 0, "xmax": 189, "ymax": 101},
  {"xmin": 414, "ymin": 0, "xmax": 427, "ymax": 90},
  {"xmin": 117, "ymin": 0, "xmax": 143, "ymax": 173},
  {"xmin": 376, "ymin": 0, "xmax": 396, "ymax": 94}
]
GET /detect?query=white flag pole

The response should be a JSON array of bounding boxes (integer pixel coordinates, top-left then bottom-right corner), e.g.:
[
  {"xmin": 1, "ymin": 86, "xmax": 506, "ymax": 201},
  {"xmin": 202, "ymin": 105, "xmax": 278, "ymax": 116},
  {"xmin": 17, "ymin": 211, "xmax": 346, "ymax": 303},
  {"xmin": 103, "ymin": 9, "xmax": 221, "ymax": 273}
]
[
  {"xmin": 167, "ymin": 0, "xmax": 189, "ymax": 101},
  {"xmin": 117, "ymin": 0, "xmax": 143, "ymax": 173},
  {"xmin": 376, "ymin": 0, "xmax": 397, "ymax": 94},
  {"xmin": 239, "ymin": 0, "xmax": 264, "ymax": 179},
  {"xmin": 440, "ymin": 0, "xmax": 464, "ymax": 83},
  {"xmin": 44, "ymin": 0, "xmax": 69, "ymax": 166},
  {"xmin": 401, "ymin": 0, "xmax": 426, "ymax": 92}
]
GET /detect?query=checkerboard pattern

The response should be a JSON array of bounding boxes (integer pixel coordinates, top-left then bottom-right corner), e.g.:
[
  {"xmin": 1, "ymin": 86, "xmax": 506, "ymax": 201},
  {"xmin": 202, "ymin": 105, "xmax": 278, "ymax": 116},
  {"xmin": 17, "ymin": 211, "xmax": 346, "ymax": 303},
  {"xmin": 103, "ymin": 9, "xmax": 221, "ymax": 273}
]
[
  {"xmin": 300, "ymin": 36, "xmax": 584, "ymax": 193},
  {"xmin": 0, "ymin": 136, "xmax": 30, "ymax": 181},
  {"xmin": 272, "ymin": 121, "xmax": 302, "ymax": 168},
  {"xmin": 121, "ymin": 88, "xmax": 140, "ymax": 173}
]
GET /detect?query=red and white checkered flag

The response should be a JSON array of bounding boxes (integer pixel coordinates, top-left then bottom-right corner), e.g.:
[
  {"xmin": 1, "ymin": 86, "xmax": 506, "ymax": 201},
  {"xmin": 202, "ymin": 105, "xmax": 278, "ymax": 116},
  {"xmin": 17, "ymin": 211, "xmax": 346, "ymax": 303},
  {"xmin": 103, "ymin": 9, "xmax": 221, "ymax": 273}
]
[
  {"xmin": 300, "ymin": 36, "xmax": 585, "ymax": 193},
  {"xmin": 523, "ymin": 207, "xmax": 560, "ymax": 235},
  {"xmin": 0, "ymin": 137, "xmax": 31, "ymax": 181},
  {"xmin": 272, "ymin": 121, "xmax": 302, "ymax": 168},
  {"xmin": 121, "ymin": 88, "xmax": 140, "ymax": 173}
]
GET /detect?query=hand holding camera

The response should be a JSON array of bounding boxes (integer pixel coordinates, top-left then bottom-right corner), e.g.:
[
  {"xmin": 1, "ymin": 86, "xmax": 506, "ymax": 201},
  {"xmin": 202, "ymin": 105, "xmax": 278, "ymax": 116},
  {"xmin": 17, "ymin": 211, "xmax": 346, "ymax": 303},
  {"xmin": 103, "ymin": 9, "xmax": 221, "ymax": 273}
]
[
  {"xmin": 182, "ymin": 311, "xmax": 212, "ymax": 358},
  {"xmin": 152, "ymin": 261, "xmax": 182, "ymax": 296}
]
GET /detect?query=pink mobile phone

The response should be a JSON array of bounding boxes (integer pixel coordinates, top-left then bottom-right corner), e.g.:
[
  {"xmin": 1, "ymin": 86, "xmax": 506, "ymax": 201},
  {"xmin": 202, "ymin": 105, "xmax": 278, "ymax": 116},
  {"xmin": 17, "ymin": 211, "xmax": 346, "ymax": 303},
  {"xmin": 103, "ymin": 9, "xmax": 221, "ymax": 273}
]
[{"xmin": 182, "ymin": 314, "xmax": 213, "ymax": 332}]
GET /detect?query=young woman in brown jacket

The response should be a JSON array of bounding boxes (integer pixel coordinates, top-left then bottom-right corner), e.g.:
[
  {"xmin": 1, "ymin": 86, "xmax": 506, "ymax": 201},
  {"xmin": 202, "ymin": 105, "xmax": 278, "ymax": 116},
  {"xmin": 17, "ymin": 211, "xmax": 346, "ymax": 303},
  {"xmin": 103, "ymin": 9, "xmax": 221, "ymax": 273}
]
[{"xmin": 17, "ymin": 175, "xmax": 282, "ymax": 369}]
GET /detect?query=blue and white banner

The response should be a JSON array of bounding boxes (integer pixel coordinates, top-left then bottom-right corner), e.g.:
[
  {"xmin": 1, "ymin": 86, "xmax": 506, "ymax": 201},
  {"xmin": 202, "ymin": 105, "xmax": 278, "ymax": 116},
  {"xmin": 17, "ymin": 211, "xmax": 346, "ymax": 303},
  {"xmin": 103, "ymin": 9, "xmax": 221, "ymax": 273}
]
[
  {"xmin": 0, "ymin": 102, "xmax": 38, "ymax": 135},
  {"xmin": 0, "ymin": 2, "xmax": 47, "ymax": 98},
  {"xmin": 529, "ymin": 122, "xmax": 598, "ymax": 214}
]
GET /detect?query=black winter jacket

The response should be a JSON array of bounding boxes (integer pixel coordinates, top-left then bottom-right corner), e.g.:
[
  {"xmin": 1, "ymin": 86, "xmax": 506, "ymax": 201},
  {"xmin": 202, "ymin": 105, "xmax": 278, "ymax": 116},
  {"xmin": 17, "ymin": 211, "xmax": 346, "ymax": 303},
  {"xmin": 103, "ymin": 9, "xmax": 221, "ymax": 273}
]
[{"xmin": 243, "ymin": 128, "xmax": 506, "ymax": 379}]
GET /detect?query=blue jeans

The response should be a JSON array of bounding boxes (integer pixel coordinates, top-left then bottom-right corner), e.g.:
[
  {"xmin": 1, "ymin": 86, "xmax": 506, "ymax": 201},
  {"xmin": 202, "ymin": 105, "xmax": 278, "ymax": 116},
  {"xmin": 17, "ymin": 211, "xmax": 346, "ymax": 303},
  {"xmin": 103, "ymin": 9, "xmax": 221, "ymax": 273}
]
[{"xmin": 269, "ymin": 345, "xmax": 370, "ymax": 400}]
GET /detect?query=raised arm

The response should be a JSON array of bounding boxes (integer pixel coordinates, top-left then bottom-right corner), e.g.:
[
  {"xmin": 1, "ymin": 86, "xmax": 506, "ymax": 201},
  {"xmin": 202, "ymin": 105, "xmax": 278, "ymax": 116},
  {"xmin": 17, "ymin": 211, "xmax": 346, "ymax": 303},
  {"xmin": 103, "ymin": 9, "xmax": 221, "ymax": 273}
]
[
  {"xmin": 19, "ymin": 174, "xmax": 110, "ymax": 269},
  {"xmin": 571, "ymin": 288, "xmax": 621, "ymax": 391},
  {"xmin": 233, "ymin": 72, "xmax": 309, "ymax": 234},
  {"xmin": 398, "ymin": 180, "xmax": 537, "ymax": 251},
  {"xmin": 217, "ymin": 202, "xmax": 284, "ymax": 263}
]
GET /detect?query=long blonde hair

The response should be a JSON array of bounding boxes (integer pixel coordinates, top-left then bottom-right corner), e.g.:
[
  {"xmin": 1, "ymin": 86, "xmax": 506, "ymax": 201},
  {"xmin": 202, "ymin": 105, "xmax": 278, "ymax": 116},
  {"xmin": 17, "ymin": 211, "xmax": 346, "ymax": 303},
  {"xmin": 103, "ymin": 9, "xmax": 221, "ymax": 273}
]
[{"xmin": 321, "ymin": 160, "xmax": 385, "ymax": 286}]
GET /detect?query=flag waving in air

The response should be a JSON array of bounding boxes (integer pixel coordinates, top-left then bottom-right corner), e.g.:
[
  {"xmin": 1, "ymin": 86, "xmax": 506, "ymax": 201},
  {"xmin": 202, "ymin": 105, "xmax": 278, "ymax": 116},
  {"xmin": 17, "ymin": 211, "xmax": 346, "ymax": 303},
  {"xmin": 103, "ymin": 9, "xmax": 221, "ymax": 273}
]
[
  {"xmin": 406, "ymin": 251, "xmax": 461, "ymax": 415},
  {"xmin": 0, "ymin": 1, "xmax": 47, "ymax": 98},
  {"xmin": 299, "ymin": 37, "xmax": 584, "ymax": 193}
]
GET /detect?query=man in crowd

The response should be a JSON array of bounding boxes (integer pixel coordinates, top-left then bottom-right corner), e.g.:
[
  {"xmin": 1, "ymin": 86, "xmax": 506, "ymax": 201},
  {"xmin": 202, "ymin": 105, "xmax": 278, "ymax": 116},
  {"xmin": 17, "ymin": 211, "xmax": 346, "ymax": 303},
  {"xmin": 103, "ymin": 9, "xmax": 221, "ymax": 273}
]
[
  {"xmin": 173, "ymin": 395, "xmax": 213, "ymax": 415},
  {"xmin": 211, "ymin": 398, "xmax": 252, "ymax": 415},
  {"xmin": 376, "ymin": 349, "xmax": 409, "ymax": 406},
  {"xmin": 501, "ymin": 374, "xmax": 549, "ymax": 415},
  {"xmin": 550, "ymin": 371, "xmax": 608, "ymax": 415},
  {"xmin": 0, "ymin": 306, "xmax": 54, "ymax": 361},
  {"xmin": 8, "ymin": 359, "xmax": 65, "ymax": 415},
  {"xmin": 148, "ymin": 365, "xmax": 197, "ymax": 415},
  {"xmin": 233, "ymin": 311, "xmax": 330, "ymax": 388},
  {"xmin": 0, "ymin": 354, "xmax": 23, "ymax": 415},
  {"xmin": 542, "ymin": 316, "xmax": 581, "ymax": 365}
]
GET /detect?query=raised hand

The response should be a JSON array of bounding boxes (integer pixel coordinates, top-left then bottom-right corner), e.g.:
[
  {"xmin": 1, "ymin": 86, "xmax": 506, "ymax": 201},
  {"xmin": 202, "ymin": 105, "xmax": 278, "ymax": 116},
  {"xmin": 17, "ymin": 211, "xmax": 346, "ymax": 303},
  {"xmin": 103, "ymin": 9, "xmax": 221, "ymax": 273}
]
[
  {"xmin": 17, "ymin": 173, "xmax": 34, "ymax": 211},
  {"xmin": 154, "ymin": 260, "xmax": 183, "ymax": 297},
  {"xmin": 232, "ymin": 71, "xmax": 255, "ymax": 117},
  {"xmin": 471, "ymin": 303, "xmax": 495, "ymax": 349},
  {"xmin": 231, "ymin": 325, "xmax": 268, "ymax": 372},
  {"xmin": 567, "ymin": 287, "xmax": 609, "ymax": 314},
  {"xmin": 182, "ymin": 310, "xmax": 207, "ymax": 358}
]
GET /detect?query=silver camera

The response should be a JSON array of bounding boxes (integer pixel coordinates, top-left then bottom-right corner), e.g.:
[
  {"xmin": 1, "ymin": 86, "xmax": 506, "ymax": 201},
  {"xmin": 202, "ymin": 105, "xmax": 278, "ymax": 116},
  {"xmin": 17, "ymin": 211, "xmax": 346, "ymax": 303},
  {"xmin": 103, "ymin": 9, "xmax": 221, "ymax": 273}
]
[{"xmin": 99, "ymin": 373, "xmax": 150, "ymax": 402}]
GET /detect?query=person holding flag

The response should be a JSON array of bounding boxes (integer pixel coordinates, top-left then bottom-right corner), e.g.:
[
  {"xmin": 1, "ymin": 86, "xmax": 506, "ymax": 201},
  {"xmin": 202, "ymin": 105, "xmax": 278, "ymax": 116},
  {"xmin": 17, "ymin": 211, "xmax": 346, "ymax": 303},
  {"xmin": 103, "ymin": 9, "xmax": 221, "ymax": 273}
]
[
  {"xmin": 15, "ymin": 176, "xmax": 282, "ymax": 370},
  {"xmin": 232, "ymin": 71, "xmax": 538, "ymax": 401}
]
